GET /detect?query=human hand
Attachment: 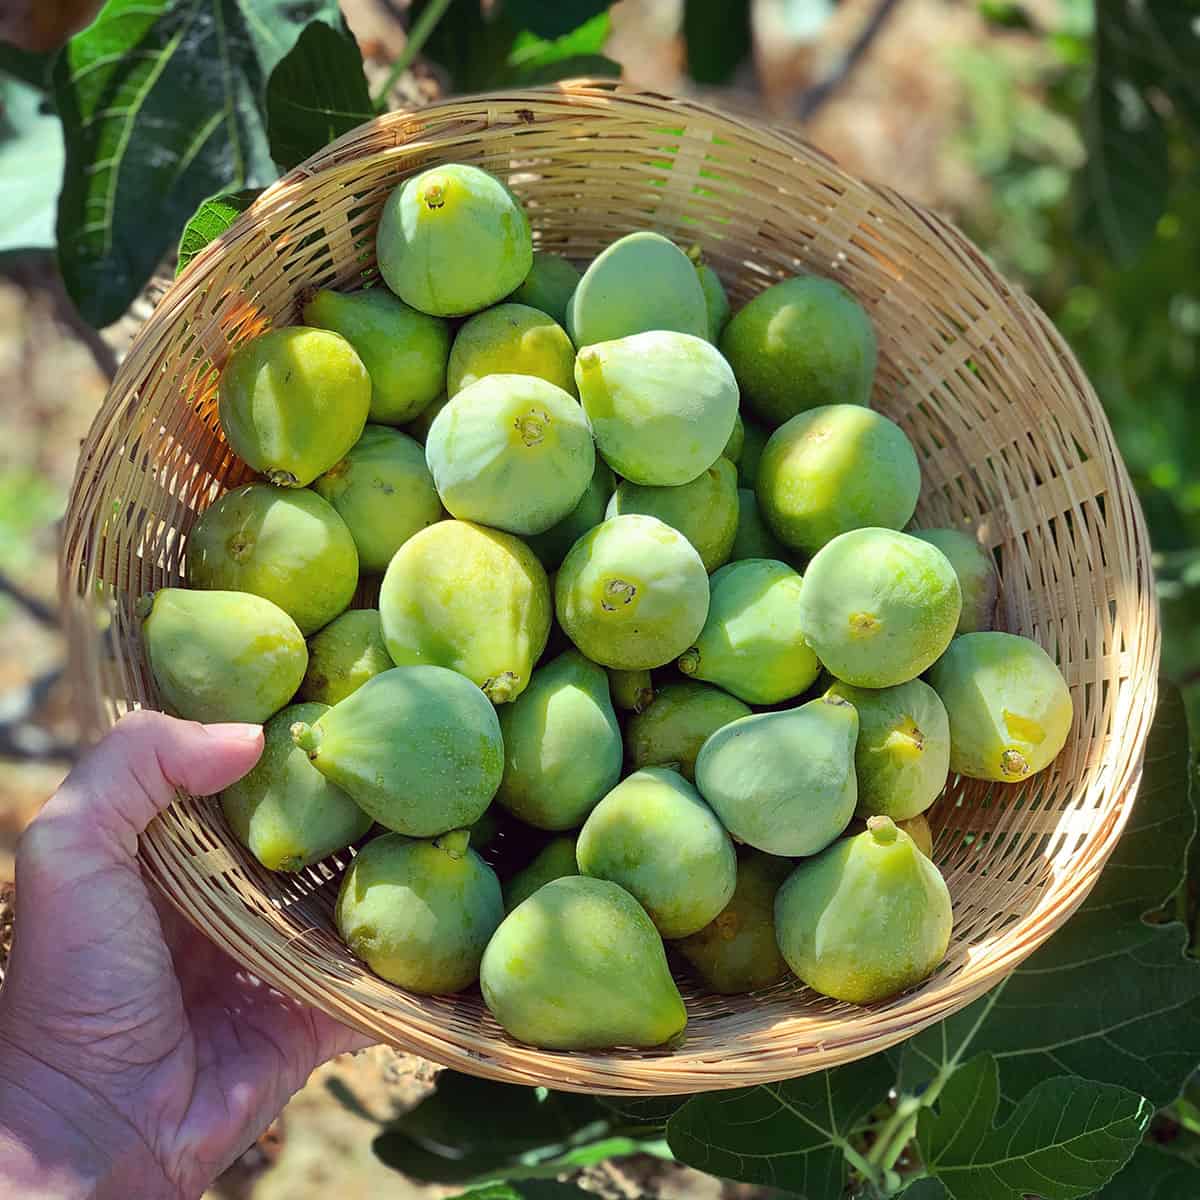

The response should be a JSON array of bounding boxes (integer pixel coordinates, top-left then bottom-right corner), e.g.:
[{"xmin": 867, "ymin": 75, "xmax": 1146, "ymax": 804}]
[{"xmin": 0, "ymin": 711, "xmax": 373, "ymax": 1199}]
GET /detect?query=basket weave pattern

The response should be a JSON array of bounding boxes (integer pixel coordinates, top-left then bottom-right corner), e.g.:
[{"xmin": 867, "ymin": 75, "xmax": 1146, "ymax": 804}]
[{"xmin": 60, "ymin": 81, "xmax": 1159, "ymax": 1093}]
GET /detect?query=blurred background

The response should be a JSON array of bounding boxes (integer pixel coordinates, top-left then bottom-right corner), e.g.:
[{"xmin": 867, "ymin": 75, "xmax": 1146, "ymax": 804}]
[{"xmin": 0, "ymin": 0, "xmax": 1196, "ymax": 1195}]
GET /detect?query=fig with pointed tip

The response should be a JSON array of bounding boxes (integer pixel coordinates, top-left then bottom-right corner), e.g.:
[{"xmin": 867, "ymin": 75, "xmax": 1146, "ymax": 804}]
[
  {"xmin": 425, "ymin": 374, "xmax": 594, "ymax": 536},
  {"xmin": 607, "ymin": 456, "xmax": 739, "ymax": 573},
  {"xmin": 676, "ymin": 850, "xmax": 792, "ymax": 993},
  {"xmin": 926, "ymin": 631, "xmax": 1073, "ymax": 782},
  {"xmin": 480, "ymin": 875, "xmax": 687, "ymax": 1050},
  {"xmin": 577, "ymin": 766, "xmax": 736, "ymax": 938},
  {"xmin": 508, "ymin": 251, "xmax": 581, "ymax": 324},
  {"xmin": 575, "ymin": 331, "xmax": 738, "ymax": 485},
  {"xmin": 678, "ymin": 559, "xmax": 820, "ymax": 704},
  {"xmin": 798, "ymin": 528, "xmax": 961, "ymax": 687},
  {"xmin": 608, "ymin": 667, "xmax": 655, "ymax": 714},
  {"xmin": 502, "ymin": 836, "xmax": 578, "ymax": 912},
  {"xmin": 723, "ymin": 413, "xmax": 745, "ymax": 464},
  {"xmin": 566, "ymin": 231, "xmax": 708, "ymax": 348},
  {"xmin": 299, "ymin": 608, "xmax": 393, "ymax": 706},
  {"xmin": 495, "ymin": 650, "xmax": 623, "ymax": 831},
  {"xmin": 720, "ymin": 275, "xmax": 877, "ymax": 427},
  {"xmin": 335, "ymin": 830, "xmax": 503, "ymax": 993},
  {"xmin": 380, "ymin": 520, "xmax": 551, "ymax": 704},
  {"xmin": 313, "ymin": 425, "xmax": 442, "ymax": 573},
  {"xmin": 291, "ymin": 665, "xmax": 503, "ymax": 836},
  {"xmin": 695, "ymin": 695, "xmax": 858, "ymax": 857},
  {"xmin": 737, "ymin": 417, "xmax": 769, "ymax": 489},
  {"xmin": 447, "ymin": 303, "xmax": 576, "ymax": 397},
  {"xmin": 185, "ymin": 483, "xmax": 358, "ymax": 635},
  {"xmin": 826, "ymin": 679, "xmax": 950, "ymax": 820},
  {"xmin": 775, "ymin": 815, "xmax": 953, "ymax": 1004},
  {"xmin": 756, "ymin": 405, "xmax": 921, "ymax": 557},
  {"xmin": 218, "ymin": 327, "xmax": 370, "ymax": 487},
  {"xmin": 524, "ymin": 459, "xmax": 615, "ymax": 572},
  {"xmin": 140, "ymin": 588, "xmax": 306, "ymax": 725},
  {"xmin": 688, "ymin": 245, "xmax": 730, "ymax": 342},
  {"xmin": 555, "ymin": 514, "xmax": 710, "ymax": 670},
  {"xmin": 221, "ymin": 702, "xmax": 371, "ymax": 873},
  {"xmin": 302, "ymin": 287, "xmax": 450, "ymax": 425},
  {"xmin": 376, "ymin": 163, "xmax": 532, "ymax": 317},
  {"xmin": 730, "ymin": 488, "xmax": 788, "ymax": 562},
  {"xmin": 625, "ymin": 680, "xmax": 751, "ymax": 782},
  {"xmin": 911, "ymin": 527, "xmax": 999, "ymax": 635}
]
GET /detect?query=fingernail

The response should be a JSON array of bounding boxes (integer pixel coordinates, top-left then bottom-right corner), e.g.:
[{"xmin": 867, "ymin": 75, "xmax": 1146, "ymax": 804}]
[{"xmin": 205, "ymin": 722, "xmax": 263, "ymax": 743}]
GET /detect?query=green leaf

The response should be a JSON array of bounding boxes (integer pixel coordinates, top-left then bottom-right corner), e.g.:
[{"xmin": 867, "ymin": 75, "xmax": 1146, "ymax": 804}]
[
  {"xmin": 451, "ymin": 1183, "xmax": 596, "ymax": 1200},
  {"xmin": 900, "ymin": 685, "xmax": 1200, "ymax": 1111},
  {"xmin": 683, "ymin": 0, "xmax": 751, "ymax": 85},
  {"xmin": 504, "ymin": 0, "xmax": 610, "ymax": 41},
  {"xmin": 0, "ymin": 75, "xmax": 64, "ymax": 252},
  {"xmin": 917, "ymin": 1054, "xmax": 1152, "ymax": 1200},
  {"xmin": 176, "ymin": 187, "xmax": 259, "ymax": 275},
  {"xmin": 1096, "ymin": 1144, "xmax": 1200, "ymax": 1198},
  {"xmin": 53, "ymin": 0, "xmax": 339, "ymax": 326},
  {"xmin": 265, "ymin": 18, "xmax": 371, "ymax": 169},
  {"xmin": 666, "ymin": 1054, "xmax": 894, "ymax": 1197},
  {"xmin": 901, "ymin": 1180, "xmax": 947, "ymax": 1198}
]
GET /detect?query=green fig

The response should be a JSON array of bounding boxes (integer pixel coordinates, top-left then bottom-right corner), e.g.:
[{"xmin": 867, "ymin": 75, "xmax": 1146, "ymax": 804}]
[
  {"xmin": 926, "ymin": 631, "xmax": 1073, "ymax": 782},
  {"xmin": 480, "ymin": 875, "xmax": 687, "ymax": 1050},
  {"xmin": 911, "ymin": 528, "xmax": 999, "ymax": 635},
  {"xmin": 688, "ymin": 245, "xmax": 730, "ymax": 342},
  {"xmin": 577, "ymin": 767, "xmax": 736, "ymax": 938},
  {"xmin": 508, "ymin": 251, "xmax": 581, "ymax": 324},
  {"xmin": 825, "ymin": 679, "xmax": 950, "ymax": 821},
  {"xmin": 720, "ymin": 275, "xmax": 877, "ymax": 427},
  {"xmin": 737, "ymin": 417, "xmax": 768, "ymax": 490},
  {"xmin": 291, "ymin": 665, "xmax": 503, "ymax": 835},
  {"xmin": 798, "ymin": 528, "xmax": 961, "ymax": 687},
  {"xmin": 625, "ymin": 680, "xmax": 751, "ymax": 781},
  {"xmin": 678, "ymin": 559, "xmax": 820, "ymax": 704},
  {"xmin": 730, "ymin": 488, "xmax": 788, "ymax": 562},
  {"xmin": 676, "ymin": 850, "xmax": 792, "ymax": 993},
  {"xmin": 302, "ymin": 287, "xmax": 450, "ymax": 425},
  {"xmin": 722, "ymin": 413, "xmax": 745, "ymax": 464},
  {"xmin": 377, "ymin": 163, "xmax": 532, "ymax": 317},
  {"xmin": 380, "ymin": 520, "xmax": 551, "ymax": 704},
  {"xmin": 221, "ymin": 702, "xmax": 372, "ymax": 872},
  {"xmin": 695, "ymin": 695, "xmax": 858, "ymax": 857},
  {"xmin": 502, "ymin": 836, "xmax": 578, "ymax": 912},
  {"xmin": 575, "ymin": 331, "xmax": 738, "ymax": 485},
  {"xmin": 555, "ymin": 514, "xmax": 710, "ymax": 670},
  {"xmin": 185, "ymin": 483, "xmax": 358, "ymax": 635},
  {"xmin": 426, "ymin": 374, "xmax": 594, "ymax": 536},
  {"xmin": 299, "ymin": 608, "xmax": 393, "ymax": 706},
  {"xmin": 607, "ymin": 667, "xmax": 655, "ymax": 714},
  {"xmin": 218, "ymin": 327, "xmax": 370, "ymax": 486},
  {"xmin": 524, "ymin": 458, "xmax": 615, "ymax": 572},
  {"xmin": 313, "ymin": 425, "xmax": 442, "ymax": 573},
  {"xmin": 606, "ymin": 457, "xmax": 739, "ymax": 573},
  {"xmin": 566, "ymin": 231, "xmax": 708, "ymax": 348},
  {"xmin": 756, "ymin": 405, "xmax": 921, "ymax": 557},
  {"xmin": 775, "ymin": 815, "xmax": 953, "ymax": 1004},
  {"xmin": 404, "ymin": 391, "xmax": 449, "ymax": 444},
  {"xmin": 495, "ymin": 650, "xmax": 623, "ymax": 831},
  {"xmin": 336, "ymin": 830, "xmax": 503, "ymax": 993},
  {"xmin": 447, "ymin": 303, "xmax": 576, "ymax": 397},
  {"xmin": 140, "ymin": 588, "xmax": 306, "ymax": 725}
]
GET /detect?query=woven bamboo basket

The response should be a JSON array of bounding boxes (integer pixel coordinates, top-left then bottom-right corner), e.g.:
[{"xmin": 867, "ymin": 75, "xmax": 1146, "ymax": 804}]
[{"xmin": 60, "ymin": 80, "xmax": 1160, "ymax": 1095}]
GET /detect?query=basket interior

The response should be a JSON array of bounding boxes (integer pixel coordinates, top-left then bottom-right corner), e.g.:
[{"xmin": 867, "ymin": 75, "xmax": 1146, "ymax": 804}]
[{"xmin": 59, "ymin": 83, "xmax": 1159, "ymax": 1092}]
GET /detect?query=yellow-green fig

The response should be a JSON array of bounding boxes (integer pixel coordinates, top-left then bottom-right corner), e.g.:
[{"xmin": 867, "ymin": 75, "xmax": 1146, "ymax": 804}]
[
  {"xmin": 501, "ymin": 836, "xmax": 578, "ymax": 912},
  {"xmin": 185, "ymin": 483, "xmax": 358, "ymax": 635},
  {"xmin": 302, "ymin": 287, "xmax": 450, "ymax": 425},
  {"xmin": 299, "ymin": 608, "xmax": 393, "ymax": 706},
  {"xmin": 336, "ymin": 829, "xmax": 503, "ymax": 993},
  {"xmin": 798, "ymin": 528, "xmax": 961, "ymax": 687},
  {"xmin": 846, "ymin": 812, "xmax": 936, "ymax": 858},
  {"xmin": 577, "ymin": 767, "xmax": 736, "ymax": 938},
  {"xmin": 377, "ymin": 163, "xmax": 532, "ymax": 317},
  {"xmin": 625, "ymin": 680, "xmax": 751, "ymax": 781},
  {"xmin": 292, "ymin": 665, "xmax": 503, "ymax": 835},
  {"xmin": 911, "ymin": 527, "xmax": 1000, "ymax": 635},
  {"xmin": 218, "ymin": 327, "xmax": 370, "ymax": 486},
  {"xmin": 678, "ymin": 559, "xmax": 820, "ymax": 704},
  {"xmin": 926, "ymin": 631, "xmax": 1073, "ymax": 782},
  {"xmin": 221, "ymin": 702, "xmax": 371, "ymax": 872},
  {"xmin": 140, "ymin": 588, "xmax": 306, "ymax": 725},
  {"xmin": 555, "ymin": 514, "xmax": 709, "ymax": 670},
  {"xmin": 480, "ymin": 875, "xmax": 687, "ymax": 1050},
  {"xmin": 695, "ymin": 696, "xmax": 858, "ymax": 857},
  {"xmin": 447, "ymin": 303, "xmax": 576, "ymax": 397},
  {"xmin": 380, "ymin": 521, "xmax": 551, "ymax": 704},
  {"xmin": 774, "ymin": 815, "xmax": 953, "ymax": 1004},
  {"xmin": 508, "ymin": 251, "xmax": 581, "ymax": 325}
]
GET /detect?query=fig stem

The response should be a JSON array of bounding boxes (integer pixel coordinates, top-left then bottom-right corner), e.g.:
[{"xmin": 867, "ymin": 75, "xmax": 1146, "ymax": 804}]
[
  {"xmin": 435, "ymin": 828, "xmax": 471, "ymax": 859},
  {"xmin": 290, "ymin": 721, "xmax": 321, "ymax": 756},
  {"xmin": 866, "ymin": 815, "xmax": 898, "ymax": 845},
  {"xmin": 266, "ymin": 469, "xmax": 300, "ymax": 487},
  {"xmin": 677, "ymin": 647, "xmax": 700, "ymax": 676}
]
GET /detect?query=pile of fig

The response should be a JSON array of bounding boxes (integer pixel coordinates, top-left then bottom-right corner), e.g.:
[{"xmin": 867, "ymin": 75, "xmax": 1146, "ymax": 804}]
[{"xmin": 143, "ymin": 163, "xmax": 1074, "ymax": 1051}]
